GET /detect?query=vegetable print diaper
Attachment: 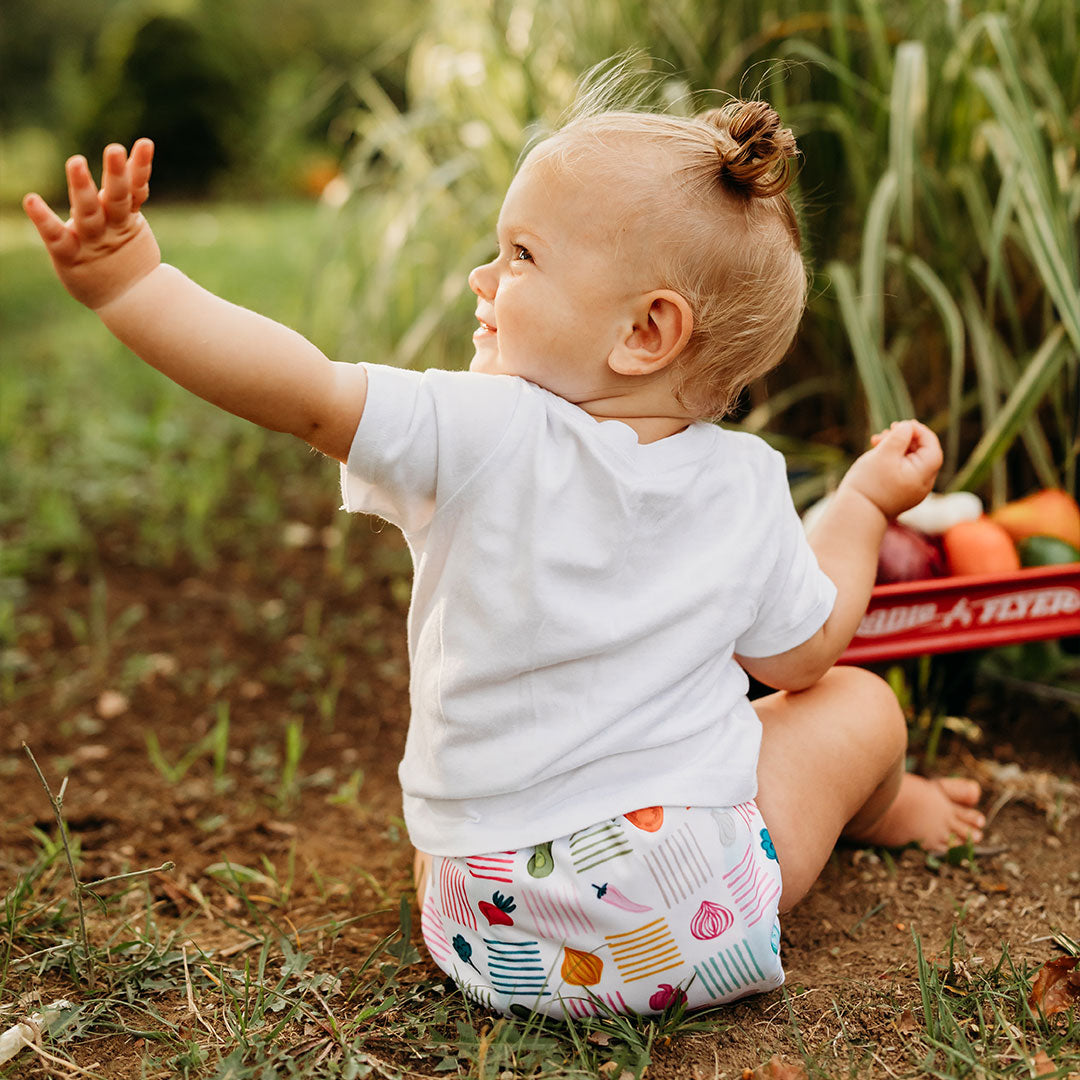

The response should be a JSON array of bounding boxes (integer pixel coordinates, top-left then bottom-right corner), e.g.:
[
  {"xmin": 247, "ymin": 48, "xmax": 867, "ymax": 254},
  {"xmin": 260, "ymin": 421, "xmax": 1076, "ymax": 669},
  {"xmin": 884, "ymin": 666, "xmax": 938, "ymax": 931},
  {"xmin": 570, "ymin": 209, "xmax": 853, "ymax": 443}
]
[{"xmin": 421, "ymin": 803, "xmax": 784, "ymax": 1018}]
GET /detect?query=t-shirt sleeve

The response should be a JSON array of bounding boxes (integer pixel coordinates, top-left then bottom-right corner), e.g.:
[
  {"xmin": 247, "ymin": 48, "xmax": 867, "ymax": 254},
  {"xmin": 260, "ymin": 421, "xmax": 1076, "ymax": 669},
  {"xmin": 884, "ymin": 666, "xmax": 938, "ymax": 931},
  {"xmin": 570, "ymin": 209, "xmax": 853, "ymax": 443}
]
[
  {"xmin": 733, "ymin": 447, "xmax": 837, "ymax": 658},
  {"xmin": 339, "ymin": 364, "xmax": 523, "ymax": 534}
]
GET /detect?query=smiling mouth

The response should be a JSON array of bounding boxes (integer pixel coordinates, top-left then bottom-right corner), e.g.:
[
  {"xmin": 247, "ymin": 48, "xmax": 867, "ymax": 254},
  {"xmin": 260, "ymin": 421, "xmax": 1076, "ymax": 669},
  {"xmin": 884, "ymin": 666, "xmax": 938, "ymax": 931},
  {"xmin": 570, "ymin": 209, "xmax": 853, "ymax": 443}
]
[{"xmin": 476, "ymin": 320, "xmax": 496, "ymax": 333}]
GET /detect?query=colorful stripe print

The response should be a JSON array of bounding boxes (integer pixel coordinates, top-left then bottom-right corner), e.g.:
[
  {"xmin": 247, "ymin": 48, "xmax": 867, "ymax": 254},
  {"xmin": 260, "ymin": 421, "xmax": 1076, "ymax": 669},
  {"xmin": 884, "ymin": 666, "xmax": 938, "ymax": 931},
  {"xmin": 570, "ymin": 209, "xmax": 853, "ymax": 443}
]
[
  {"xmin": 440, "ymin": 858, "xmax": 477, "ymax": 930},
  {"xmin": 642, "ymin": 823, "xmax": 714, "ymax": 908},
  {"xmin": 722, "ymin": 844, "xmax": 781, "ymax": 928},
  {"xmin": 561, "ymin": 990, "xmax": 630, "ymax": 1019},
  {"xmin": 484, "ymin": 939, "xmax": 551, "ymax": 997},
  {"xmin": 466, "ymin": 853, "xmax": 515, "ymax": 883},
  {"xmin": 605, "ymin": 918, "xmax": 684, "ymax": 983},
  {"xmin": 569, "ymin": 820, "xmax": 633, "ymax": 873},
  {"xmin": 522, "ymin": 885, "xmax": 597, "ymax": 941},
  {"xmin": 693, "ymin": 938, "xmax": 771, "ymax": 998},
  {"xmin": 421, "ymin": 896, "xmax": 451, "ymax": 964}
]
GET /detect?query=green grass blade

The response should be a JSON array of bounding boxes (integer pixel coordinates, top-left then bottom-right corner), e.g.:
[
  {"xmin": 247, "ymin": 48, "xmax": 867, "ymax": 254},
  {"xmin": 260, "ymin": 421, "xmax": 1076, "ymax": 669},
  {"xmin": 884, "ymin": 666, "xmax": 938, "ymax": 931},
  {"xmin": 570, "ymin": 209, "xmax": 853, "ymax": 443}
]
[
  {"xmin": 829, "ymin": 259, "xmax": 911, "ymax": 432},
  {"xmin": 889, "ymin": 41, "xmax": 927, "ymax": 247},
  {"xmin": 887, "ymin": 249, "xmax": 966, "ymax": 480},
  {"xmin": 860, "ymin": 170, "xmax": 899, "ymax": 349},
  {"xmin": 853, "ymin": 0, "xmax": 892, "ymax": 88},
  {"xmin": 776, "ymin": 36, "xmax": 885, "ymax": 108},
  {"xmin": 958, "ymin": 278, "xmax": 1007, "ymax": 504},
  {"xmin": 948, "ymin": 325, "xmax": 1068, "ymax": 493},
  {"xmin": 973, "ymin": 65, "xmax": 1080, "ymax": 351}
]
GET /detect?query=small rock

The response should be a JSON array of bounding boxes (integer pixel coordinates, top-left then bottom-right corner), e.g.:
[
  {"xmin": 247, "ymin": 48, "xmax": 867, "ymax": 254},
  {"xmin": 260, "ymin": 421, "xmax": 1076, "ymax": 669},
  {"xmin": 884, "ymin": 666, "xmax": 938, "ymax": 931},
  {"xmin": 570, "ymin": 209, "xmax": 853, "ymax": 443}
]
[
  {"xmin": 96, "ymin": 690, "xmax": 130, "ymax": 720},
  {"xmin": 282, "ymin": 521, "xmax": 316, "ymax": 548},
  {"xmin": 72, "ymin": 744, "xmax": 109, "ymax": 764}
]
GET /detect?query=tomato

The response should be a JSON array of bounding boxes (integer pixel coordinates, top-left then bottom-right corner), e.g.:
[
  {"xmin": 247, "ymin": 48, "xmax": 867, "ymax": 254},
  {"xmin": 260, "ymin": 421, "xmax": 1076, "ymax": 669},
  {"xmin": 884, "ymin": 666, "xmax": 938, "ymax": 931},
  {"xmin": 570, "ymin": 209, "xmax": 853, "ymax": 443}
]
[{"xmin": 942, "ymin": 517, "xmax": 1021, "ymax": 577}]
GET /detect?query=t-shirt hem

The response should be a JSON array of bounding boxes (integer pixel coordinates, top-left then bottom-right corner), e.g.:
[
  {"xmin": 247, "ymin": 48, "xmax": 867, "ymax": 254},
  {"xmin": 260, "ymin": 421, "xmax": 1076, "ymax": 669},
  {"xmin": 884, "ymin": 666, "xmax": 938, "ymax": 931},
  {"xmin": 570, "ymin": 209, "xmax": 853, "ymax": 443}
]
[{"xmin": 403, "ymin": 774, "xmax": 760, "ymax": 857}]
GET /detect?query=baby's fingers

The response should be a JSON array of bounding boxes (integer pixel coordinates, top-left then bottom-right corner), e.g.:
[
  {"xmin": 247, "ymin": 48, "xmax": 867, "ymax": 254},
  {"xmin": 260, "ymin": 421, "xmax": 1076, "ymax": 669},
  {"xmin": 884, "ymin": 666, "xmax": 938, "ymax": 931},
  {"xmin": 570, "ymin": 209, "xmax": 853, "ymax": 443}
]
[
  {"xmin": 101, "ymin": 143, "xmax": 134, "ymax": 225},
  {"xmin": 905, "ymin": 420, "xmax": 943, "ymax": 470},
  {"xmin": 22, "ymin": 193, "xmax": 80, "ymax": 261},
  {"xmin": 65, "ymin": 155, "xmax": 107, "ymax": 241},
  {"xmin": 127, "ymin": 138, "xmax": 154, "ymax": 212}
]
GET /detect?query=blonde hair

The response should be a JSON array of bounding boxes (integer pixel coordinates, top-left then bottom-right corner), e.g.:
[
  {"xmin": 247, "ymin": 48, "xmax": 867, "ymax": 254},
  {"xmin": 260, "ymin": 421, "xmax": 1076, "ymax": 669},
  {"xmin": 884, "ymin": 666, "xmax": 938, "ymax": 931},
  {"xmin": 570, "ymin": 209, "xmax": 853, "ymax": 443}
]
[{"xmin": 537, "ymin": 97, "xmax": 806, "ymax": 421}]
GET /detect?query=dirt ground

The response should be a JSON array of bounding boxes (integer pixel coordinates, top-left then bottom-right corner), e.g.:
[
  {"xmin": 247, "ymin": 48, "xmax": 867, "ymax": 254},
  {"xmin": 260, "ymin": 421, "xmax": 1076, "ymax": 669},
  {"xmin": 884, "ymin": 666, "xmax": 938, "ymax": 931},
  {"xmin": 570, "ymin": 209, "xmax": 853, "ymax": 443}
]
[{"xmin": 2, "ymin": 521, "xmax": 1078, "ymax": 1078}]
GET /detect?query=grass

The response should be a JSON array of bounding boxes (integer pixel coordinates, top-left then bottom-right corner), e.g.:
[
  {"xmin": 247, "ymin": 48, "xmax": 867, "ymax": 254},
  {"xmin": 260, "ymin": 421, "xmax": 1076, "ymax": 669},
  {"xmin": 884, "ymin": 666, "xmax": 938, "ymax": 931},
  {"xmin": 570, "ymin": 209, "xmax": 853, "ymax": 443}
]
[
  {"xmin": 1, "ymin": 808, "xmax": 733, "ymax": 1079},
  {"xmin": 5, "ymin": 817, "xmax": 1078, "ymax": 1079},
  {"xmin": 0, "ymin": 200, "xmax": 339, "ymax": 580}
]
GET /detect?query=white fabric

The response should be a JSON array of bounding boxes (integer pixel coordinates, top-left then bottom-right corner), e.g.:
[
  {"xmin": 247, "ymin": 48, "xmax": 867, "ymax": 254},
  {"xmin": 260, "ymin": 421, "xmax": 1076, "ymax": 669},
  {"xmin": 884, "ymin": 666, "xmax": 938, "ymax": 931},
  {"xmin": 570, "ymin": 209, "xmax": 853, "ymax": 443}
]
[{"xmin": 341, "ymin": 365, "xmax": 837, "ymax": 856}]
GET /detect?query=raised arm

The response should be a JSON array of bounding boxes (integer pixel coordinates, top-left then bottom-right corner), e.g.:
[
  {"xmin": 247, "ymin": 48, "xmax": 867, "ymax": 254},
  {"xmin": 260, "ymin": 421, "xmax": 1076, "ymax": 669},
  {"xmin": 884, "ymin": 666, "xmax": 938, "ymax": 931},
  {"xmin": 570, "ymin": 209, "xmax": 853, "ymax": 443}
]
[
  {"xmin": 22, "ymin": 141, "xmax": 367, "ymax": 463},
  {"xmin": 737, "ymin": 420, "xmax": 942, "ymax": 690}
]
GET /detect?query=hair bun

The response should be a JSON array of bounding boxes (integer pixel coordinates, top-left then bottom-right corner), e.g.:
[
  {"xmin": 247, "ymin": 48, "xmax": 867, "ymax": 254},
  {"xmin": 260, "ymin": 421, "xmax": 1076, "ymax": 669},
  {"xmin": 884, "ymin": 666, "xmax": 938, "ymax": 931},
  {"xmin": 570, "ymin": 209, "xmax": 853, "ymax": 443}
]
[{"xmin": 700, "ymin": 100, "xmax": 798, "ymax": 198}]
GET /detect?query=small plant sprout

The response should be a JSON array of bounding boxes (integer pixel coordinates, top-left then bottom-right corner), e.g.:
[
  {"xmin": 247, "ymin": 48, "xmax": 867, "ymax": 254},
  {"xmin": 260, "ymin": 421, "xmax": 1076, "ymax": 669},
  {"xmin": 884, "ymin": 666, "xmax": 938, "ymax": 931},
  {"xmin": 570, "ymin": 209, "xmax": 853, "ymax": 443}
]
[
  {"xmin": 276, "ymin": 718, "xmax": 306, "ymax": 812},
  {"xmin": 21, "ymin": 744, "xmax": 175, "ymax": 990}
]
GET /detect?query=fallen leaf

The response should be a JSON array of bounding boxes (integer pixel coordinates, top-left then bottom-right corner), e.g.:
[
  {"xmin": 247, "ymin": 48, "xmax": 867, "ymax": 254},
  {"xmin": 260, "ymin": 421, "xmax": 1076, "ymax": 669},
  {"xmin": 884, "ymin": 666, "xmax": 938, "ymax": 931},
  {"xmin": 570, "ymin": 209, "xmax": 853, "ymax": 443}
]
[
  {"xmin": 587, "ymin": 1031, "xmax": 613, "ymax": 1047},
  {"xmin": 1033, "ymin": 1050, "xmax": 1056, "ymax": 1075},
  {"xmin": 1028, "ymin": 956, "xmax": 1080, "ymax": 1018},
  {"xmin": 753, "ymin": 1056, "xmax": 809, "ymax": 1080},
  {"xmin": 896, "ymin": 1008, "xmax": 918, "ymax": 1034}
]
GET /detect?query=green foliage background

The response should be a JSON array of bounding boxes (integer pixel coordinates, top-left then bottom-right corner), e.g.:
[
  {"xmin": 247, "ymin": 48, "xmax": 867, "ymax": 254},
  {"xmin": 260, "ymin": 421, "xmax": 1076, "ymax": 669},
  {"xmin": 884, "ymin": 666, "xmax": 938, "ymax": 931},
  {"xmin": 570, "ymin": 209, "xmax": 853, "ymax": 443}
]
[{"xmin": 1, "ymin": 0, "xmax": 1078, "ymax": 578}]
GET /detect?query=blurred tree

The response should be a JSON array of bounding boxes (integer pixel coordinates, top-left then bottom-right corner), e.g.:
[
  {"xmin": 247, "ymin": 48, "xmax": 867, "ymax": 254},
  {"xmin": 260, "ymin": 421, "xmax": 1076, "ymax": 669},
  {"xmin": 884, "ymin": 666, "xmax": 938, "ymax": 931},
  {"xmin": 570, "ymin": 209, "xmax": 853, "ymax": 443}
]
[
  {"xmin": 0, "ymin": 0, "xmax": 422, "ymax": 199},
  {"xmin": 80, "ymin": 14, "xmax": 255, "ymax": 196}
]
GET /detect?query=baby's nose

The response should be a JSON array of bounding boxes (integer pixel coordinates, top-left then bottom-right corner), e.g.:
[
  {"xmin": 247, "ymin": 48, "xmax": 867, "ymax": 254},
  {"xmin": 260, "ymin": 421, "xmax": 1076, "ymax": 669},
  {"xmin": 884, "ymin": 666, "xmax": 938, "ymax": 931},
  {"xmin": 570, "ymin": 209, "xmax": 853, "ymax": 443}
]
[{"xmin": 468, "ymin": 260, "xmax": 496, "ymax": 299}]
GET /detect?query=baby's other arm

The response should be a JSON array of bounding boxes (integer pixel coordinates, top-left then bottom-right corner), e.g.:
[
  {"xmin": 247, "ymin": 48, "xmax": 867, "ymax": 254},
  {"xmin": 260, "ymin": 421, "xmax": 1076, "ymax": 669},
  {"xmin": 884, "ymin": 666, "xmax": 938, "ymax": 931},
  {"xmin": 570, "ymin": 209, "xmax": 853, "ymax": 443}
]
[
  {"xmin": 23, "ymin": 141, "xmax": 366, "ymax": 463},
  {"xmin": 737, "ymin": 420, "xmax": 942, "ymax": 691}
]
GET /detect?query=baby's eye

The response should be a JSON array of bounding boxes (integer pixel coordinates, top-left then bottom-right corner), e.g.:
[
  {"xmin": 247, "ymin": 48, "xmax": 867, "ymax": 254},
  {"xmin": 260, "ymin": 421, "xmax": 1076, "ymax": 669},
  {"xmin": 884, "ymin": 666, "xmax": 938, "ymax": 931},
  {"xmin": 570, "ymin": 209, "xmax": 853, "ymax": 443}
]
[{"xmin": 512, "ymin": 245, "xmax": 533, "ymax": 263}]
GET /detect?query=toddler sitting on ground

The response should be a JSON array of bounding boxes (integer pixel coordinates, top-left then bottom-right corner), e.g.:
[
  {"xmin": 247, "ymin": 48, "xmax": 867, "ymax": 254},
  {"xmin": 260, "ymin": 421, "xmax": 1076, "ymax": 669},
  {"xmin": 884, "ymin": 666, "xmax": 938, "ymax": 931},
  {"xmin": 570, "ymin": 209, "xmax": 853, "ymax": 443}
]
[{"xmin": 24, "ymin": 86, "xmax": 984, "ymax": 1018}]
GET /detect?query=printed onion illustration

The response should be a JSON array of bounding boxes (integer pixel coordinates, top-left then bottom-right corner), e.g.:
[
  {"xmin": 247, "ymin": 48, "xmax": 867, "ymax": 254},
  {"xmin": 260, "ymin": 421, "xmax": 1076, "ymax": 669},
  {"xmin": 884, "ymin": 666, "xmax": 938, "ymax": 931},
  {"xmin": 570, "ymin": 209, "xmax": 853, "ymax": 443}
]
[
  {"xmin": 561, "ymin": 947, "xmax": 604, "ymax": 986},
  {"xmin": 690, "ymin": 899, "xmax": 734, "ymax": 940}
]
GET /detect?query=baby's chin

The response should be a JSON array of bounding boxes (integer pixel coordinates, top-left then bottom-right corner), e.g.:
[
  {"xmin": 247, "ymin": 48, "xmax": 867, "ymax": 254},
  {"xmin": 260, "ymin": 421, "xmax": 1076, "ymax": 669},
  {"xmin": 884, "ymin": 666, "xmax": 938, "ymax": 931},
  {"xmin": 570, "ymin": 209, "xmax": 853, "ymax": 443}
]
[{"xmin": 469, "ymin": 352, "xmax": 501, "ymax": 375}]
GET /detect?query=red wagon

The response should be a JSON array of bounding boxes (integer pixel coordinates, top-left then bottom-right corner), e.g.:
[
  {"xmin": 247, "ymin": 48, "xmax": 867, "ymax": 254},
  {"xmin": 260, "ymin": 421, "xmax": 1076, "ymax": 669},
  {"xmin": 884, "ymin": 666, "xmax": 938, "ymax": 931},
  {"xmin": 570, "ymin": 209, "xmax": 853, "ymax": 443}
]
[{"xmin": 839, "ymin": 564, "xmax": 1080, "ymax": 665}]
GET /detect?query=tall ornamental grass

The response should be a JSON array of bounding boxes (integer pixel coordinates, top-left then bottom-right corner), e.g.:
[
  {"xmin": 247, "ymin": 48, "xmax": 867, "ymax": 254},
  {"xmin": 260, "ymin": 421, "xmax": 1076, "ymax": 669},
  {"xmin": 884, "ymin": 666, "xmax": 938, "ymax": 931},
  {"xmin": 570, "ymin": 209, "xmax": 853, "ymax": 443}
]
[{"xmin": 327, "ymin": 0, "xmax": 1078, "ymax": 504}]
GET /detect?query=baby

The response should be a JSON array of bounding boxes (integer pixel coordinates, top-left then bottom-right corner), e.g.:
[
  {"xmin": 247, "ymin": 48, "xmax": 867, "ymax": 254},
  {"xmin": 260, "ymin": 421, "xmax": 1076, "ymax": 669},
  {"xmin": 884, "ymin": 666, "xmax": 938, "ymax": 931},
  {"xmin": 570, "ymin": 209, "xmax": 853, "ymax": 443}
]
[{"xmin": 24, "ymin": 95, "xmax": 985, "ymax": 1020}]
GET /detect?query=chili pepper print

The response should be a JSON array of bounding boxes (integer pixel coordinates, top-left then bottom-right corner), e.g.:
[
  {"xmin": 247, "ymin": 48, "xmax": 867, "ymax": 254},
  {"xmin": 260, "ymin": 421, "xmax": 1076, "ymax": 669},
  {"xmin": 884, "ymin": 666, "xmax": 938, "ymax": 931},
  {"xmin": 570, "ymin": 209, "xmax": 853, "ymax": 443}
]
[
  {"xmin": 591, "ymin": 882, "xmax": 652, "ymax": 912},
  {"xmin": 477, "ymin": 890, "xmax": 516, "ymax": 927},
  {"xmin": 527, "ymin": 841, "xmax": 554, "ymax": 878},
  {"xmin": 759, "ymin": 828, "xmax": 777, "ymax": 860}
]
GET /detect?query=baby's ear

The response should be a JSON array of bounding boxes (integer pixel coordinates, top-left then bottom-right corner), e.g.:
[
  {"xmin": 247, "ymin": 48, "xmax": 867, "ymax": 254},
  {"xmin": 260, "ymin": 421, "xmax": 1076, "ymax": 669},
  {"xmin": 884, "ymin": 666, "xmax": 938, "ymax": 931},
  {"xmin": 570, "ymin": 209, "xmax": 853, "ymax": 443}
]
[{"xmin": 608, "ymin": 290, "xmax": 693, "ymax": 376}]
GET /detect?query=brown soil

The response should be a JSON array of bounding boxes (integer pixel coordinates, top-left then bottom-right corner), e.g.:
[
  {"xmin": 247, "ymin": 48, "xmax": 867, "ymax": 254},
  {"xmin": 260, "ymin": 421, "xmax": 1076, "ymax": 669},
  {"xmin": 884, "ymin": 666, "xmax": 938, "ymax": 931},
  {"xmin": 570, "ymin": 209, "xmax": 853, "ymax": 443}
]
[{"xmin": 2, "ymin": 522, "xmax": 1078, "ymax": 1078}]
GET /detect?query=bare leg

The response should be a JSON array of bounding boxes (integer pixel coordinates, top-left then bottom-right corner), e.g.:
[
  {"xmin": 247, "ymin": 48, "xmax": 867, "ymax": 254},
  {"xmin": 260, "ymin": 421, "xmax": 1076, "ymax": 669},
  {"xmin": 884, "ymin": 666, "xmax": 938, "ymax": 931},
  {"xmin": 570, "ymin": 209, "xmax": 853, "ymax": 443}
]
[
  {"xmin": 753, "ymin": 666, "xmax": 985, "ymax": 913},
  {"xmin": 413, "ymin": 848, "xmax": 432, "ymax": 906}
]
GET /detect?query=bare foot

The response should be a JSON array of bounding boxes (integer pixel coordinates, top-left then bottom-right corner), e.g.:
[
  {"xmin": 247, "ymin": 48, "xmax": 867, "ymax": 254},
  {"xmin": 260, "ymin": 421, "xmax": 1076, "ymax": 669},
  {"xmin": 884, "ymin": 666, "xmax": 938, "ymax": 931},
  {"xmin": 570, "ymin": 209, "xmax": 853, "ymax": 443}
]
[{"xmin": 847, "ymin": 775, "xmax": 985, "ymax": 852}]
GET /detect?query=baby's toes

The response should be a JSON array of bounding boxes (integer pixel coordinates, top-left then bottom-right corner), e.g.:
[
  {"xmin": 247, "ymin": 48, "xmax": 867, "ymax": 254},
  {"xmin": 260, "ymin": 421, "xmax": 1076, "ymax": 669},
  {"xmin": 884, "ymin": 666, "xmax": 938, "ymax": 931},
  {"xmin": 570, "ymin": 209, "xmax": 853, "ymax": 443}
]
[
  {"xmin": 937, "ymin": 776, "xmax": 982, "ymax": 807},
  {"xmin": 951, "ymin": 807, "xmax": 985, "ymax": 843}
]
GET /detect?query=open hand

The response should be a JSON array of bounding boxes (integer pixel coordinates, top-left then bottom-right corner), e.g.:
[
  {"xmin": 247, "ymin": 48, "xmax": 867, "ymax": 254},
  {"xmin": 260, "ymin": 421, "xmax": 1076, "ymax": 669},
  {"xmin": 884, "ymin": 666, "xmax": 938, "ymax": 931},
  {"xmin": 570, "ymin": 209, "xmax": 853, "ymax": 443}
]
[
  {"xmin": 23, "ymin": 139, "xmax": 161, "ymax": 310},
  {"xmin": 841, "ymin": 419, "xmax": 943, "ymax": 519}
]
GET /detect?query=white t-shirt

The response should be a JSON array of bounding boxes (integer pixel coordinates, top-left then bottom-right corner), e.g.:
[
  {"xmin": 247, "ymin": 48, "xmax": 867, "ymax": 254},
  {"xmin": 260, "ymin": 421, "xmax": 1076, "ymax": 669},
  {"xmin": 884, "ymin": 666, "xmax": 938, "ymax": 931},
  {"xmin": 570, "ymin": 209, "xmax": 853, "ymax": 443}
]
[{"xmin": 341, "ymin": 365, "xmax": 836, "ymax": 856}]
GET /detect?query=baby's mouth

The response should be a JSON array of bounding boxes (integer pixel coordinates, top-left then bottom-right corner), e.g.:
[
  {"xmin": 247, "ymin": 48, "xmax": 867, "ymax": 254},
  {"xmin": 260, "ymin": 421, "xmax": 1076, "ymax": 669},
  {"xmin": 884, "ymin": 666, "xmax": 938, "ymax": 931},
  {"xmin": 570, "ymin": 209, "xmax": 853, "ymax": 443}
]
[{"xmin": 477, "ymin": 320, "xmax": 496, "ymax": 333}]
